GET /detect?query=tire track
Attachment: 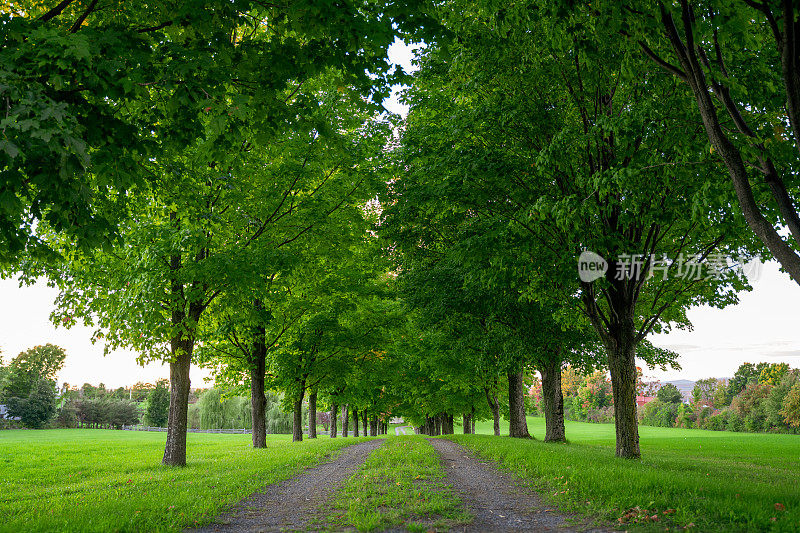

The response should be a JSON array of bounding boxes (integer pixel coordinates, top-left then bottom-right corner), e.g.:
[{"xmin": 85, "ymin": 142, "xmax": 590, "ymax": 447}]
[{"xmin": 188, "ymin": 439, "xmax": 384, "ymax": 533}]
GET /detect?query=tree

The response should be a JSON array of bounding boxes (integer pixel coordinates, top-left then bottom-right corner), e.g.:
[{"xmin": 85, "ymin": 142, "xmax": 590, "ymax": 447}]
[
  {"xmin": 692, "ymin": 378, "xmax": 719, "ymax": 404},
  {"xmin": 23, "ymin": 1, "xmax": 433, "ymax": 468},
  {"xmin": 657, "ymin": 383, "xmax": 683, "ymax": 405},
  {"xmin": 781, "ymin": 382, "xmax": 800, "ymax": 428},
  {"xmin": 8, "ymin": 379, "xmax": 57, "ymax": 429},
  {"xmin": 145, "ymin": 379, "xmax": 169, "ymax": 427},
  {"xmin": 0, "ymin": 344, "xmax": 66, "ymax": 422},
  {"xmin": 627, "ymin": 1, "xmax": 800, "ymax": 284},
  {"xmin": 385, "ymin": 2, "xmax": 722, "ymax": 458}
]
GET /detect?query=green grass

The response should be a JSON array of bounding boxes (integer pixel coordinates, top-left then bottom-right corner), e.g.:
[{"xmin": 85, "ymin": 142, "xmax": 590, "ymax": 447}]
[
  {"xmin": 323, "ymin": 436, "xmax": 470, "ymax": 531},
  {"xmin": 449, "ymin": 417, "xmax": 800, "ymax": 532},
  {"xmin": 0, "ymin": 429, "xmax": 367, "ymax": 532}
]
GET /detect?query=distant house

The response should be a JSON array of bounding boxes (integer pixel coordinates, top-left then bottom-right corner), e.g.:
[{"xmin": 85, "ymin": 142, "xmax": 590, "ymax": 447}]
[{"xmin": 636, "ymin": 396, "xmax": 656, "ymax": 407}]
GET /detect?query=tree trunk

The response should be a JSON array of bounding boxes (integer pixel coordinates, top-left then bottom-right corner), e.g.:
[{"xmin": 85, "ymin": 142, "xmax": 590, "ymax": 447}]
[
  {"xmin": 362, "ymin": 412, "xmax": 368, "ymax": 436},
  {"xmin": 342, "ymin": 405, "xmax": 349, "ymax": 437},
  {"xmin": 369, "ymin": 415, "xmax": 378, "ymax": 436},
  {"xmin": 442, "ymin": 414, "xmax": 453, "ymax": 435},
  {"xmin": 485, "ymin": 387, "xmax": 501, "ymax": 436},
  {"xmin": 462, "ymin": 412, "xmax": 472, "ymax": 434},
  {"xmin": 162, "ymin": 340, "xmax": 192, "ymax": 466},
  {"xmin": 308, "ymin": 390, "xmax": 317, "ymax": 439},
  {"xmin": 608, "ymin": 341, "xmax": 640, "ymax": 458},
  {"xmin": 508, "ymin": 371, "xmax": 531, "ymax": 439},
  {"xmin": 353, "ymin": 409, "xmax": 359, "ymax": 437},
  {"xmin": 249, "ymin": 310, "xmax": 267, "ymax": 448},
  {"xmin": 540, "ymin": 356, "xmax": 566, "ymax": 443},
  {"xmin": 292, "ymin": 394, "xmax": 304, "ymax": 442},
  {"xmin": 330, "ymin": 403, "xmax": 338, "ymax": 438}
]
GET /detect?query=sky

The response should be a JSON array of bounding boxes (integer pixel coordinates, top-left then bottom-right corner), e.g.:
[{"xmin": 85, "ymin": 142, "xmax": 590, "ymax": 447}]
[{"xmin": 2, "ymin": 39, "xmax": 798, "ymax": 388}]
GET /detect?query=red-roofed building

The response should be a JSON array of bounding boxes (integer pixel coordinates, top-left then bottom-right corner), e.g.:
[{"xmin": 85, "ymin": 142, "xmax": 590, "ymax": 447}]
[{"xmin": 636, "ymin": 395, "xmax": 656, "ymax": 407}]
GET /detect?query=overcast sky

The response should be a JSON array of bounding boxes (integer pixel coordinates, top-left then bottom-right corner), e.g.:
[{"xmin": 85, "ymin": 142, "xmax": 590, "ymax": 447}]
[{"xmin": 2, "ymin": 40, "xmax": 797, "ymax": 388}]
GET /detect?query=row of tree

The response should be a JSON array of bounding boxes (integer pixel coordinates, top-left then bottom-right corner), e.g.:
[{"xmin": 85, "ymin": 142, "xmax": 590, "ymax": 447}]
[{"xmin": 2, "ymin": 1, "xmax": 800, "ymax": 462}]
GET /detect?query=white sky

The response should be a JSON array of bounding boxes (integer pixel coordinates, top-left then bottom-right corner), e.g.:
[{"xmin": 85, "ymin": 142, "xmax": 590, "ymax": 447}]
[{"xmin": 2, "ymin": 40, "xmax": 798, "ymax": 388}]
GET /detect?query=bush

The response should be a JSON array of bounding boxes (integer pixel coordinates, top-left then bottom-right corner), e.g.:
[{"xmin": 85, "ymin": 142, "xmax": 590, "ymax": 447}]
[
  {"xmin": 705, "ymin": 410, "xmax": 728, "ymax": 431},
  {"xmin": 726, "ymin": 411, "xmax": 745, "ymax": 432},
  {"xmin": 73, "ymin": 398, "xmax": 140, "ymax": 428},
  {"xmin": 641, "ymin": 400, "xmax": 678, "ymax": 427},
  {"xmin": 586, "ymin": 406, "xmax": 614, "ymax": 423},
  {"xmin": 55, "ymin": 403, "xmax": 79, "ymax": 428}
]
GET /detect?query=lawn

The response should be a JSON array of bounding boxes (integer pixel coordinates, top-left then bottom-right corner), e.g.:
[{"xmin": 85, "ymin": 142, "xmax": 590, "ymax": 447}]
[
  {"xmin": 450, "ymin": 416, "xmax": 800, "ymax": 532},
  {"xmin": 322, "ymin": 436, "xmax": 469, "ymax": 532},
  {"xmin": 0, "ymin": 429, "xmax": 365, "ymax": 532}
]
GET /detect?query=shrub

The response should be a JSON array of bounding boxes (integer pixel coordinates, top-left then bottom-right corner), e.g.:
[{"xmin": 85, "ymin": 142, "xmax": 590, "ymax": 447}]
[
  {"xmin": 726, "ymin": 411, "xmax": 745, "ymax": 432},
  {"xmin": 587, "ymin": 406, "xmax": 614, "ymax": 424},
  {"xmin": 641, "ymin": 400, "xmax": 678, "ymax": 427}
]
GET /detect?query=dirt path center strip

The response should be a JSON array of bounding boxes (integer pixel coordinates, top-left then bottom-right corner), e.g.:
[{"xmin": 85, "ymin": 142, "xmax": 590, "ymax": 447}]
[
  {"xmin": 188, "ymin": 439, "xmax": 385, "ymax": 533},
  {"xmin": 428, "ymin": 438, "xmax": 611, "ymax": 533}
]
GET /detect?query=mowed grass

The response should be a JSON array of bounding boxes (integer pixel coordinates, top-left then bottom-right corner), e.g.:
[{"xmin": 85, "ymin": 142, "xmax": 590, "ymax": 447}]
[
  {"xmin": 450, "ymin": 416, "xmax": 800, "ymax": 531},
  {"xmin": 324, "ymin": 436, "xmax": 470, "ymax": 532},
  {"xmin": 0, "ymin": 429, "xmax": 365, "ymax": 532}
]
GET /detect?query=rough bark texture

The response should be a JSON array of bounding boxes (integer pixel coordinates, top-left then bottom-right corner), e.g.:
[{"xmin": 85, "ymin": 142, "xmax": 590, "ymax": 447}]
[
  {"xmin": 608, "ymin": 341, "xmax": 640, "ymax": 458},
  {"xmin": 485, "ymin": 387, "xmax": 501, "ymax": 436},
  {"xmin": 508, "ymin": 371, "xmax": 531, "ymax": 439},
  {"xmin": 352, "ymin": 409, "xmax": 359, "ymax": 437},
  {"xmin": 369, "ymin": 415, "xmax": 378, "ymax": 436},
  {"xmin": 163, "ymin": 345, "xmax": 192, "ymax": 466},
  {"xmin": 442, "ymin": 414, "xmax": 454, "ymax": 434},
  {"xmin": 249, "ymin": 315, "xmax": 267, "ymax": 448},
  {"xmin": 341, "ymin": 405, "xmax": 349, "ymax": 437},
  {"xmin": 292, "ymin": 396, "xmax": 304, "ymax": 442},
  {"xmin": 462, "ymin": 412, "xmax": 472, "ymax": 434},
  {"xmin": 362, "ymin": 413, "xmax": 368, "ymax": 436},
  {"xmin": 540, "ymin": 357, "xmax": 566, "ymax": 443},
  {"xmin": 330, "ymin": 404, "xmax": 338, "ymax": 438},
  {"xmin": 308, "ymin": 390, "xmax": 317, "ymax": 439}
]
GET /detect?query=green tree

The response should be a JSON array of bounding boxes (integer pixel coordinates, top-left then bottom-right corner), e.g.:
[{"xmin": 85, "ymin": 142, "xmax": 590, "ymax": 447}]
[
  {"xmin": 657, "ymin": 383, "xmax": 683, "ymax": 405},
  {"xmin": 8, "ymin": 378, "xmax": 57, "ymax": 428},
  {"xmin": 144, "ymin": 379, "xmax": 169, "ymax": 427},
  {"xmin": 385, "ymin": 2, "xmax": 734, "ymax": 458},
  {"xmin": 626, "ymin": 1, "xmax": 800, "ymax": 284},
  {"xmin": 0, "ymin": 344, "xmax": 66, "ymax": 421}
]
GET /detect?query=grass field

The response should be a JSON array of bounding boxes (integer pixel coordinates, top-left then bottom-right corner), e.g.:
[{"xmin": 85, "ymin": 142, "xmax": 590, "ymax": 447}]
[
  {"xmin": 450, "ymin": 416, "xmax": 800, "ymax": 532},
  {"xmin": 0, "ymin": 429, "xmax": 364, "ymax": 532},
  {"xmin": 322, "ymin": 436, "xmax": 469, "ymax": 532}
]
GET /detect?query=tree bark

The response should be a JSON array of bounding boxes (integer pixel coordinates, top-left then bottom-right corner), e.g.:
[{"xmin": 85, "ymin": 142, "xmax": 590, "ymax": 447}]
[
  {"xmin": 369, "ymin": 415, "xmax": 378, "ymax": 436},
  {"xmin": 249, "ymin": 309, "xmax": 267, "ymax": 448},
  {"xmin": 608, "ymin": 340, "xmax": 640, "ymax": 458},
  {"xmin": 308, "ymin": 390, "xmax": 317, "ymax": 439},
  {"xmin": 462, "ymin": 412, "xmax": 472, "ymax": 434},
  {"xmin": 485, "ymin": 387, "xmax": 501, "ymax": 436},
  {"xmin": 508, "ymin": 371, "xmax": 532, "ymax": 439},
  {"xmin": 330, "ymin": 403, "xmax": 338, "ymax": 438},
  {"xmin": 342, "ymin": 405, "xmax": 349, "ymax": 437},
  {"xmin": 353, "ymin": 409, "xmax": 359, "ymax": 437},
  {"xmin": 162, "ymin": 345, "xmax": 192, "ymax": 466},
  {"xmin": 362, "ymin": 412, "xmax": 368, "ymax": 436},
  {"xmin": 292, "ymin": 393, "xmax": 304, "ymax": 442},
  {"xmin": 540, "ymin": 356, "xmax": 566, "ymax": 443}
]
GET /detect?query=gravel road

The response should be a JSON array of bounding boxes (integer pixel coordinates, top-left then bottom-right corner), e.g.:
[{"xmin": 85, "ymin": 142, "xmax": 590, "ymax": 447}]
[
  {"xmin": 188, "ymin": 439, "xmax": 385, "ymax": 533},
  {"xmin": 429, "ymin": 438, "xmax": 612, "ymax": 533}
]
